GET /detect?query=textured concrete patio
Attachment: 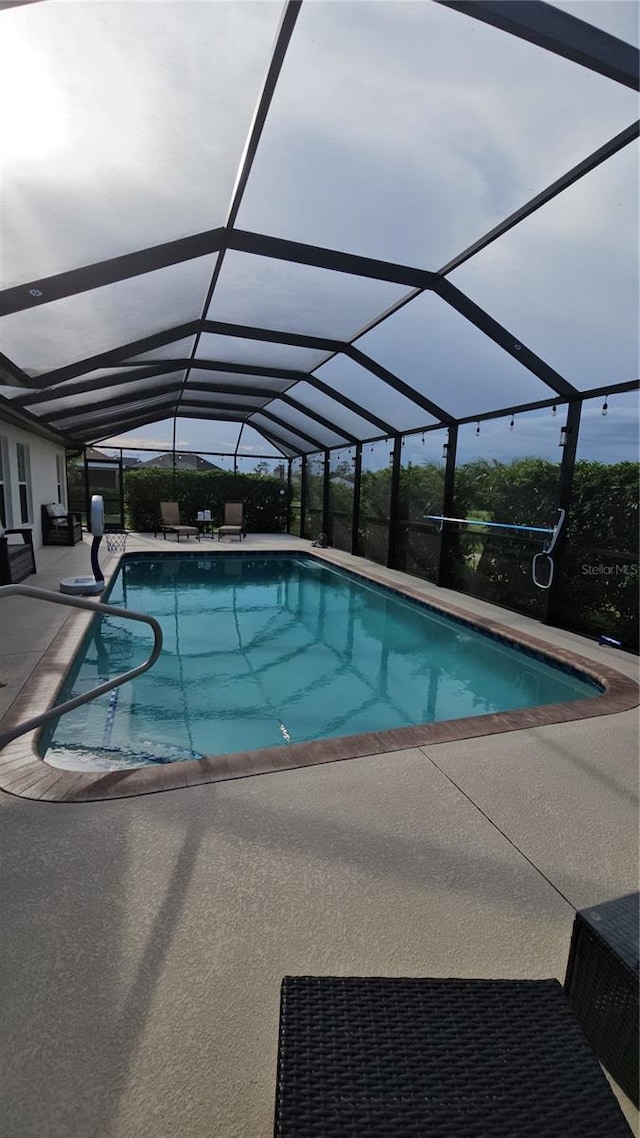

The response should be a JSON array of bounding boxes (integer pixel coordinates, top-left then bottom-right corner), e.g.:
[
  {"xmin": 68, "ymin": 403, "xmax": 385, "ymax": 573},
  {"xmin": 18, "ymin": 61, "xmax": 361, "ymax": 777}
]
[{"xmin": 1, "ymin": 534, "xmax": 638, "ymax": 1137}]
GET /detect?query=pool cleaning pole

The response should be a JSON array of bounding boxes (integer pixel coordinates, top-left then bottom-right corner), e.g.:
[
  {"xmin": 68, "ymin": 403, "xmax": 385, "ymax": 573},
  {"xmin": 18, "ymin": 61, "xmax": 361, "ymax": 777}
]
[{"xmin": 424, "ymin": 515, "xmax": 554, "ymax": 534}]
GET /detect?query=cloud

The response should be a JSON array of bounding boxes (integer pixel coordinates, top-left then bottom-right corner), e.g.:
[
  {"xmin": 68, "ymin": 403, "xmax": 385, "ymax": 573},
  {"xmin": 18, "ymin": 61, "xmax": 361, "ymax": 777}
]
[
  {"xmin": 451, "ymin": 145, "xmax": 639, "ymax": 389},
  {"xmin": 1, "ymin": 1, "xmax": 282, "ymax": 285},
  {"xmin": 238, "ymin": 0, "xmax": 636, "ymax": 268}
]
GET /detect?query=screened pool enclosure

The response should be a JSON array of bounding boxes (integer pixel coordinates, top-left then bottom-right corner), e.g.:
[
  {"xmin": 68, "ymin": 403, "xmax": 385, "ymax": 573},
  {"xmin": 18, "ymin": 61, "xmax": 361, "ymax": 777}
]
[{"xmin": 0, "ymin": 1, "xmax": 638, "ymax": 648}]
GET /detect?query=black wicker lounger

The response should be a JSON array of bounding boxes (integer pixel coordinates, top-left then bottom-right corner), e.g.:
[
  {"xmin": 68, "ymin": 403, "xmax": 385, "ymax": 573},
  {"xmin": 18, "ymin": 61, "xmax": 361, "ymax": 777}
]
[{"xmin": 274, "ymin": 976, "xmax": 632, "ymax": 1137}]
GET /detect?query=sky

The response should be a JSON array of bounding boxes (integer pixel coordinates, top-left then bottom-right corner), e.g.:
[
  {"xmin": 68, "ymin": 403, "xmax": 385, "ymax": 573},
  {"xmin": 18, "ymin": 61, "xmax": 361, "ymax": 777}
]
[
  {"xmin": 99, "ymin": 389, "xmax": 639, "ymax": 468},
  {"xmin": 0, "ymin": 0, "xmax": 638, "ymax": 460}
]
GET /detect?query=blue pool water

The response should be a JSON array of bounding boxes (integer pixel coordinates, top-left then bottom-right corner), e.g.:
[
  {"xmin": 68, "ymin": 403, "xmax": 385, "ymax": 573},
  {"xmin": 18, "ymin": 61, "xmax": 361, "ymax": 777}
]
[{"xmin": 44, "ymin": 554, "xmax": 601, "ymax": 770}]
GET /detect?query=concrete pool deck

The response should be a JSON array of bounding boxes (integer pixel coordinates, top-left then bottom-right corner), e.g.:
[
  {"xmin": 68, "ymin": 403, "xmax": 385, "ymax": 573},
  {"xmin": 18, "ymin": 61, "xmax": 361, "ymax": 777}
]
[{"xmin": 1, "ymin": 533, "xmax": 638, "ymax": 1136}]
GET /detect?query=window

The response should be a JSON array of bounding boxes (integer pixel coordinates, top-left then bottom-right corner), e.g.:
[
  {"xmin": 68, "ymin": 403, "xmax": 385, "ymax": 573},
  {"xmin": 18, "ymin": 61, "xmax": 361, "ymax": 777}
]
[
  {"xmin": 0, "ymin": 437, "xmax": 11, "ymax": 528},
  {"xmin": 16, "ymin": 442, "xmax": 32, "ymax": 524},
  {"xmin": 56, "ymin": 453, "xmax": 67, "ymax": 506}
]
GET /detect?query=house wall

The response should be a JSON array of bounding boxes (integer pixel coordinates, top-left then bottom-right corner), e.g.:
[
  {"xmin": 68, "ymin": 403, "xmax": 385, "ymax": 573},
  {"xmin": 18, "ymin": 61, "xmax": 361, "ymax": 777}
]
[{"xmin": 0, "ymin": 417, "xmax": 68, "ymax": 549}]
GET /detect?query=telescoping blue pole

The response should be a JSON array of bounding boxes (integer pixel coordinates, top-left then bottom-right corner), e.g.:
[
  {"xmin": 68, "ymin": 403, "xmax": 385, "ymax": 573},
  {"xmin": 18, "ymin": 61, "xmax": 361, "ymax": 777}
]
[{"xmin": 424, "ymin": 515, "xmax": 554, "ymax": 534}]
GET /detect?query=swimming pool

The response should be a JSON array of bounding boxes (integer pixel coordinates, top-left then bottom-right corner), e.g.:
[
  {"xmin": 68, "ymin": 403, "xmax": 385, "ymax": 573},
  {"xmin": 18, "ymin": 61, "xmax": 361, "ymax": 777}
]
[{"xmin": 43, "ymin": 553, "xmax": 601, "ymax": 771}]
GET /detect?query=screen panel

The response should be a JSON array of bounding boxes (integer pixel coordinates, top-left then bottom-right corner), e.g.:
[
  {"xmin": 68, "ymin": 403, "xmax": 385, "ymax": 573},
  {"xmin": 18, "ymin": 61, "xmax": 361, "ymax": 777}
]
[
  {"xmin": 171, "ymin": 419, "xmax": 243, "ymax": 455},
  {"xmin": 1, "ymin": 256, "xmax": 216, "ymax": 376},
  {"xmin": 56, "ymin": 391, "xmax": 177, "ymax": 429},
  {"xmin": 237, "ymin": 423, "xmax": 291, "ymax": 458},
  {"xmin": 289, "ymin": 381, "xmax": 384, "ymax": 439},
  {"xmin": 29, "ymin": 372, "xmax": 184, "ymax": 419},
  {"xmin": 395, "ymin": 428, "xmax": 448, "ymax": 583},
  {"xmin": 111, "ymin": 418, "xmax": 285, "ymax": 458},
  {"xmin": 0, "ymin": 386, "xmax": 36, "ymax": 400},
  {"xmin": 327, "ymin": 446, "xmax": 355, "ymax": 552},
  {"xmin": 573, "ymin": 388, "xmax": 639, "ymax": 461},
  {"xmin": 195, "ymin": 333, "xmax": 329, "ymax": 372},
  {"xmin": 249, "ymin": 412, "xmax": 315, "ymax": 454},
  {"xmin": 314, "ymin": 355, "xmax": 439, "ymax": 432},
  {"xmin": 208, "ymin": 250, "xmax": 408, "ymax": 339},
  {"xmin": 359, "ymin": 438, "xmax": 392, "ymax": 565},
  {"xmin": 184, "ymin": 369, "xmax": 293, "ymax": 392},
  {"xmin": 446, "ymin": 409, "xmax": 565, "ymax": 618},
  {"xmin": 44, "ymin": 366, "xmax": 148, "ymax": 386},
  {"xmin": 0, "ymin": 2, "xmax": 282, "ymax": 286},
  {"xmin": 88, "ymin": 407, "xmax": 179, "ymax": 445},
  {"xmin": 125, "ymin": 337, "xmax": 198, "ymax": 364},
  {"xmin": 553, "ymin": 389, "xmax": 639, "ymax": 650},
  {"xmin": 451, "ymin": 144, "xmax": 639, "ymax": 390},
  {"xmin": 358, "ymin": 291, "xmax": 552, "ymax": 416},
  {"xmin": 261, "ymin": 398, "xmax": 351, "ymax": 449},
  {"xmin": 304, "ymin": 451, "xmax": 325, "ymax": 537},
  {"xmin": 237, "ymin": 0, "xmax": 637, "ymax": 267},
  {"xmin": 100, "ymin": 420, "xmax": 176, "ymax": 452},
  {"xmin": 290, "ymin": 455, "xmax": 303, "ymax": 534},
  {"xmin": 180, "ymin": 392, "xmax": 271, "ymax": 410}
]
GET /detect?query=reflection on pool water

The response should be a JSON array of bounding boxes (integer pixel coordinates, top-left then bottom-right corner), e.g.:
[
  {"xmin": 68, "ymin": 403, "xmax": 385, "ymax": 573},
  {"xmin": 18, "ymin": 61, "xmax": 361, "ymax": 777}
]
[{"xmin": 43, "ymin": 554, "xmax": 601, "ymax": 770}]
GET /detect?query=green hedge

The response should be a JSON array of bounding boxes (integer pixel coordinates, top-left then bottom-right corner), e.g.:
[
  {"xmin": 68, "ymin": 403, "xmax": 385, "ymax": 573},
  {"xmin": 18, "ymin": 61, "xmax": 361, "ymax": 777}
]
[{"xmin": 123, "ymin": 468, "xmax": 290, "ymax": 533}]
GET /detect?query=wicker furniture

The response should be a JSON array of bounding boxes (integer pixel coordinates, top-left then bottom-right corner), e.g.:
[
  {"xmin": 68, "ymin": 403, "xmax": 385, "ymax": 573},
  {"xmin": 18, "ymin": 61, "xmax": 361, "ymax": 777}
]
[
  {"xmin": 218, "ymin": 502, "xmax": 245, "ymax": 541},
  {"xmin": 565, "ymin": 892, "xmax": 639, "ymax": 1106},
  {"xmin": 0, "ymin": 528, "xmax": 37, "ymax": 585},
  {"xmin": 157, "ymin": 501, "xmax": 199, "ymax": 541},
  {"xmin": 274, "ymin": 976, "xmax": 632, "ymax": 1137},
  {"xmin": 41, "ymin": 503, "xmax": 83, "ymax": 546}
]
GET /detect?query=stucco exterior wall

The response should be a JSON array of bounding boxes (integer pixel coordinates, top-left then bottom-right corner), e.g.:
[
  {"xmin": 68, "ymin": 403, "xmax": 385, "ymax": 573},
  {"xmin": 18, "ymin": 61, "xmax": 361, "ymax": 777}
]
[{"xmin": 0, "ymin": 418, "xmax": 68, "ymax": 548}]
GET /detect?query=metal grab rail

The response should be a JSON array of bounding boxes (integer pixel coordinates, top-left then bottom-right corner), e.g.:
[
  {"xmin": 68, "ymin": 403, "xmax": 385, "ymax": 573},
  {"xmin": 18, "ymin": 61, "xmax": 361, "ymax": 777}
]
[{"xmin": 0, "ymin": 584, "xmax": 163, "ymax": 750}]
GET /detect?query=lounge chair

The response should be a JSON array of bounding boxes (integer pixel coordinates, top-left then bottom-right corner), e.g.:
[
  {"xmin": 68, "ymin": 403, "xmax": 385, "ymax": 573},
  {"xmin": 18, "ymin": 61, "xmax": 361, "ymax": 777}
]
[
  {"xmin": 158, "ymin": 501, "xmax": 199, "ymax": 541},
  {"xmin": 218, "ymin": 502, "xmax": 245, "ymax": 541}
]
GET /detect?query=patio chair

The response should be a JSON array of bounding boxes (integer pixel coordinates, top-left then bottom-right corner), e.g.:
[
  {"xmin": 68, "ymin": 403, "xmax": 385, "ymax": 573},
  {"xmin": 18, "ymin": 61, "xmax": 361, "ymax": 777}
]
[
  {"xmin": 41, "ymin": 502, "xmax": 82, "ymax": 546},
  {"xmin": 0, "ymin": 527, "xmax": 37, "ymax": 585},
  {"xmin": 158, "ymin": 501, "xmax": 199, "ymax": 541},
  {"xmin": 218, "ymin": 502, "xmax": 245, "ymax": 542}
]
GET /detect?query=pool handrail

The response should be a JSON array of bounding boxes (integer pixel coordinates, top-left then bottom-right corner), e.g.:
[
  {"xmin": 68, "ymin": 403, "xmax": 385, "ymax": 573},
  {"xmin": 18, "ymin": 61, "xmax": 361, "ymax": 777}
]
[{"xmin": 0, "ymin": 584, "xmax": 163, "ymax": 750}]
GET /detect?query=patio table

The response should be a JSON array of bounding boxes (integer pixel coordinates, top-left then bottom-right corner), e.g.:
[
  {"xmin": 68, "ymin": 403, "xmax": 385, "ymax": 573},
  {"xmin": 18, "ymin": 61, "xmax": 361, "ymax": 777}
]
[{"xmin": 274, "ymin": 976, "xmax": 632, "ymax": 1137}]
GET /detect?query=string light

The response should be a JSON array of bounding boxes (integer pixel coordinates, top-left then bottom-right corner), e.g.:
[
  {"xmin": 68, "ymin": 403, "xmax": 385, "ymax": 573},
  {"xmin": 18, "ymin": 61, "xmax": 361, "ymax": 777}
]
[
  {"xmin": 475, "ymin": 421, "xmax": 480, "ymax": 436},
  {"xmin": 421, "ymin": 433, "xmax": 425, "ymax": 445},
  {"xmin": 509, "ymin": 414, "xmax": 515, "ymax": 431},
  {"xmin": 602, "ymin": 395, "xmax": 609, "ymax": 417},
  {"xmin": 551, "ymin": 404, "xmax": 557, "ymax": 418}
]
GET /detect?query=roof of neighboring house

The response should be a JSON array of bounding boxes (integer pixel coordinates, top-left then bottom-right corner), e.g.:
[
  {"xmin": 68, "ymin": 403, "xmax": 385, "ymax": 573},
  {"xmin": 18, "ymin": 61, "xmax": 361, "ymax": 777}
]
[
  {"xmin": 84, "ymin": 446, "xmax": 118, "ymax": 462},
  {"xmin": 139, "ymin": 452, "xmax": 222, "ymax": 471}
]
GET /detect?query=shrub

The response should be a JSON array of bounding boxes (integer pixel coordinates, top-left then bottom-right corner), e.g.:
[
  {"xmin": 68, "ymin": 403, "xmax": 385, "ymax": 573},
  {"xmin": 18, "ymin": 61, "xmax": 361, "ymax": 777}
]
[{"xmin": 123, "ymin": 468, "xmax": 290, "ymax": 533}]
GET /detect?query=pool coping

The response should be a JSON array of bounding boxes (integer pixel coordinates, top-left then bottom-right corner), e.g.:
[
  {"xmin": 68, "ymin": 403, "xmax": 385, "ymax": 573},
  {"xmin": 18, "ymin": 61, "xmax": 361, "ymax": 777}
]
[{"xmin": 0, "ymin": 547, "xmax": 637, "ymax": 802}]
